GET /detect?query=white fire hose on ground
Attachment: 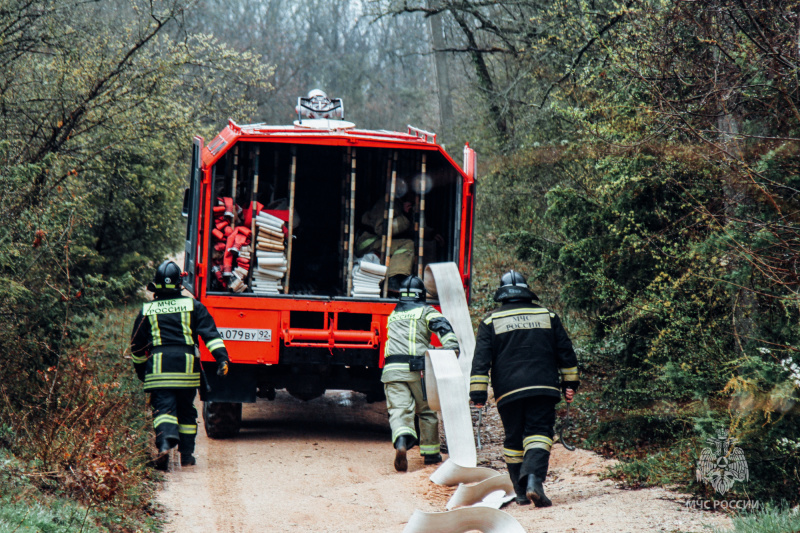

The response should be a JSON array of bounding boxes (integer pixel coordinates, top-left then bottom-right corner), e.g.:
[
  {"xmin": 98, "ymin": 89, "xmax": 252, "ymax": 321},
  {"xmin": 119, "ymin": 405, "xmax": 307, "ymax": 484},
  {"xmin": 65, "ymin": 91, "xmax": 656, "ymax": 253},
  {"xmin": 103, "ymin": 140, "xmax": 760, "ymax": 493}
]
[{"xmin": 401, "ymin": 263, "xmax": 525, "ymax": 533}]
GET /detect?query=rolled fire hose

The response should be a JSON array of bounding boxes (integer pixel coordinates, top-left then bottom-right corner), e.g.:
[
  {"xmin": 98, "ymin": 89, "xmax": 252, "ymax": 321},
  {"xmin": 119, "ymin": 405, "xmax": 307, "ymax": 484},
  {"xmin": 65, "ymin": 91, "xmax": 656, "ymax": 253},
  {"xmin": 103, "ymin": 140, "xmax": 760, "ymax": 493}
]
[{"xmin": 402, "ymin": 263, "xmax": 522, "ymax": 533}]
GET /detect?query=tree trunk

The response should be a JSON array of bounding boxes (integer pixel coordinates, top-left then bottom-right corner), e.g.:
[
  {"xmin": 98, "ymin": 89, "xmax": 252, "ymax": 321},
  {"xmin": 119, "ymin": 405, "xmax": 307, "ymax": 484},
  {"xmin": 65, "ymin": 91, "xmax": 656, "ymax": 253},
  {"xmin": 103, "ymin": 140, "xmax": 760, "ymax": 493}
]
[
  {"xmin": 719, "ymin": 109, "xmax": 756, "ymax": 355},
  {"xmin": 427, "ymin": 0, "xmax": 453, "ymax": 140},
  {"xmin": 449, "ymin": 8, "xmax": 507, "ymax": 137}
]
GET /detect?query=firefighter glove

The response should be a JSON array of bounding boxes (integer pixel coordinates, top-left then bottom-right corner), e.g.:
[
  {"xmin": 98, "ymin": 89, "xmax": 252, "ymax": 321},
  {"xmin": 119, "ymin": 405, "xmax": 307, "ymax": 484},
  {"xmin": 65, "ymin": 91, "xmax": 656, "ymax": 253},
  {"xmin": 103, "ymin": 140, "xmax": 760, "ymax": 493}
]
[
  {"xmin": 561, "ymin": 381, "xmax": 580, "ymax": 395},
  {"xmin": 469, "ymin": 390, "xmax": 488, "ymax": 406},
  {"xmin": 217, "ymin": 360, "xmax": 229, "ymax": 377}
]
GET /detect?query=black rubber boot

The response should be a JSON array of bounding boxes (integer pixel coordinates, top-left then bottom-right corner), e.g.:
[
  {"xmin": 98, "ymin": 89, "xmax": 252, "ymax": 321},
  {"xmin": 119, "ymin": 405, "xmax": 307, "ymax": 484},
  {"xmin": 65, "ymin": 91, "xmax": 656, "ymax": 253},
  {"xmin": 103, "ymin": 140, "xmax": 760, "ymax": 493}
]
[
  {"xmin": 394, "ymin": 435, "xmax": 409, "ymax": 472},
  {"xmin": 180, "ymin": 454, "xmax": 196, "ymax": 467},
  {"xmin": 507, "ymin": 463, "xmax": 530, "ymax": 505},
  {"xmin": 423, "ymin": 453, "xmax": 442, "ymax": 465},
  {"xmin": 526, "ymin": 476, "xmax": 552, "ymax": 507},
  {"xmin": 154, "ymin": 443, "xmax": 171, "ymax": 471}
]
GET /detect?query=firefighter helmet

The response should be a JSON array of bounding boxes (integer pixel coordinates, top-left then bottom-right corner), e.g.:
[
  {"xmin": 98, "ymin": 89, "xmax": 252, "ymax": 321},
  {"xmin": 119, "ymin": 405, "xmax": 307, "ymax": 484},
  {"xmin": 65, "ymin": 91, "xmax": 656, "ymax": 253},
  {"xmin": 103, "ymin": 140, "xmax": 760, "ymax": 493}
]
[
  {"xmin": 148, "ymin": 260, "xmax": 183, "ymax": 294},
  {"xmin": 494, "ymin": 269, "xmax": 538, "ymax": 303},
  {"xmin": 399, "ymin": 275, "xmax": 426, "ymax": 302}
]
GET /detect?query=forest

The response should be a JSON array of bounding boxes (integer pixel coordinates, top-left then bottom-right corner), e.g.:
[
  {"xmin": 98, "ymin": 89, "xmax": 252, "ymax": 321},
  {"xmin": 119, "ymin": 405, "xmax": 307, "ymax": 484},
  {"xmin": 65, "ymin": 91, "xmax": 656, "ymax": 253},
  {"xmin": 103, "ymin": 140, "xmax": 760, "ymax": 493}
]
[{"xmin": 1, "ymin": 0, "xmax": 798, "ymax": 530}]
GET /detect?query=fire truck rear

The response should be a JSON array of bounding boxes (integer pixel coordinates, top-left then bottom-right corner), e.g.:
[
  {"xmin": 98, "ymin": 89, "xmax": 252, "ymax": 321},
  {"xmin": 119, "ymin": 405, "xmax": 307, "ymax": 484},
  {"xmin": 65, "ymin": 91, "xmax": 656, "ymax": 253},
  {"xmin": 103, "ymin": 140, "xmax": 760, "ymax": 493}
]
[{"xmin": 181, "ymin": 91, "xmax": 476, "ymax": 437}]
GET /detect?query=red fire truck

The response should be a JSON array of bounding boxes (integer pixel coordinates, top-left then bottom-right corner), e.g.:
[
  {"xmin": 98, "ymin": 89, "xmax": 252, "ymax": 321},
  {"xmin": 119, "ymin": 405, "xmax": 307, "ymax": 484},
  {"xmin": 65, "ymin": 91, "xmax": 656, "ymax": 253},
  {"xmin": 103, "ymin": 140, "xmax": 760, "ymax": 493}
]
[{"xmin": 181, "ymin": 91, "xmax": 476, "ymax": 437}]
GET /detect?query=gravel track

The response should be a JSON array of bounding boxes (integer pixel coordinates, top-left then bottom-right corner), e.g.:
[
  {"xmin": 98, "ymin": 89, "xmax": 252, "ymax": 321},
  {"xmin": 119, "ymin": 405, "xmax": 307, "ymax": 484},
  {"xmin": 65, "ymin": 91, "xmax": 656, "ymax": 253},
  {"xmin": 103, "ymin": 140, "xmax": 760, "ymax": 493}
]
[{"xmin": 157, "ymin": 392, "xmax": 732, "ymax": 533}]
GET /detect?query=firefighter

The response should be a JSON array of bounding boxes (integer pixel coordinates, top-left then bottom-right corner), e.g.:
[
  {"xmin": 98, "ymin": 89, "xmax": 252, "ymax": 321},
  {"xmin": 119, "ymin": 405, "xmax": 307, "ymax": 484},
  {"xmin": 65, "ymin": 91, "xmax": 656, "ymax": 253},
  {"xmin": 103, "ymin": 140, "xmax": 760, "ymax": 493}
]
[
  {"xmin": 469, "ymin": 270, "xmax": 579, "ymax": 507},
  {"xmin": 130, "ymin": 260, "xmax": 231, "ymax": 470},
  {"xmin": 356, "ymin": 196, "xmax": 415, "ymax": 291},
  {"xmin": 383, "ymin": 275, "xmax": 460, "ymax": 471}
]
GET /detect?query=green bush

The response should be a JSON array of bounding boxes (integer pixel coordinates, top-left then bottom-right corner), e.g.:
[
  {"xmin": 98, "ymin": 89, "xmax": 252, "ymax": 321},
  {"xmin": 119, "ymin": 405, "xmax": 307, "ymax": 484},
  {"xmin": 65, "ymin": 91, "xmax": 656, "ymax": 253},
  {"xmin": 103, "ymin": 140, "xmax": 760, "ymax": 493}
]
[
  {"xmin": 0, "ymin": 308, "xmax": 161, "ymax": 533},
  {"xmin": 502, "ymin": 148, "xmax": 800, "ymax": 503}
]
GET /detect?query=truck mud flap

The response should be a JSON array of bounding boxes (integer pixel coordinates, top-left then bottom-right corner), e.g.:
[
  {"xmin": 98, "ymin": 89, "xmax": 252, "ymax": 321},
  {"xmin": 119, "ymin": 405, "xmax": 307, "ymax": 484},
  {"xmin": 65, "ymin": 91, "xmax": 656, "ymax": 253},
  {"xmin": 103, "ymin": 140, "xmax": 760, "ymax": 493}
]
[{"xmin": 200, "ymin": 362, "xmax": 257, "ymax": 403}]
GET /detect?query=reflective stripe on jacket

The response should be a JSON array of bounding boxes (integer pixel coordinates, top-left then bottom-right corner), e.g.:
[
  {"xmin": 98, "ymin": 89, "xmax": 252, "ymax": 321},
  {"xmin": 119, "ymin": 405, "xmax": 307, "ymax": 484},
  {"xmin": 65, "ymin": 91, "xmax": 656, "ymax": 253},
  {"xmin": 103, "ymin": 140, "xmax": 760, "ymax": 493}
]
[
  {"xmin": 130, "ymin": 296, "xmax": 229, "ymax": 390},
  {"xmin": 142, "ymin": 348, "xmax": 201, "ymax": 391},
  {"xmin": 381, "ymin": 301, "xmax": 459, "ymax": 383},
  {"xmin": 470, "ymin": 300, "xmax": 579, "ymax": 406}
]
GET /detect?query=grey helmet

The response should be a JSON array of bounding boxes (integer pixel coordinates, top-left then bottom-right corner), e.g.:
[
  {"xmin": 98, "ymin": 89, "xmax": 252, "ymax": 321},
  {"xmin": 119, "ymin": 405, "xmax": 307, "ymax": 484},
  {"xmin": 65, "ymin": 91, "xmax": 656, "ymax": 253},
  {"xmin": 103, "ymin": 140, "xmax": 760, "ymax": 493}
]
[{"xmin": 493, "ymin": 269, "xmax": 538, "ymax": 303}]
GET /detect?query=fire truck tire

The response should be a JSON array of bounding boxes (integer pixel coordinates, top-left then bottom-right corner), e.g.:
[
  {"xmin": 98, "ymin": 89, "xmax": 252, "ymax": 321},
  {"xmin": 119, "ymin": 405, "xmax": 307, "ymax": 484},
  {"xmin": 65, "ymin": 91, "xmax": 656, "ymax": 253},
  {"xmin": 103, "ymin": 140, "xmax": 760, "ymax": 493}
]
[{"xmin": 202, "ymin": 401, "xmax": 242, "ymax": 439}]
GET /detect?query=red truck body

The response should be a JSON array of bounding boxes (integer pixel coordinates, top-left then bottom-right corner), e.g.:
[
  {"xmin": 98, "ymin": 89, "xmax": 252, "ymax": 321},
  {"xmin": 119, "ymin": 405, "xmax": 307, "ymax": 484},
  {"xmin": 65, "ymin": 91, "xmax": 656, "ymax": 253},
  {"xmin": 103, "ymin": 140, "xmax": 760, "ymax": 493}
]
[{"xmin": 181, "ymin": 109, "xmax": 475, "ymax": 435}]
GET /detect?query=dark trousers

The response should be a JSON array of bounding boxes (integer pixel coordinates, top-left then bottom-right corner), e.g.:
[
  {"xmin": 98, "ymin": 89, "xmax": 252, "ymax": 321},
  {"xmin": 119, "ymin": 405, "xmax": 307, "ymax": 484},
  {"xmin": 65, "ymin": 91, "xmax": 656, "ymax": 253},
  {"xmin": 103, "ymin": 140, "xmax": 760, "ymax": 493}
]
[
  {"xmin": 498, "ymin": 395, "xmax": 558, "ymax": 481},
  {"xmin": 150, "ymin": 388, "xmax": 198, "ymax": 454}
]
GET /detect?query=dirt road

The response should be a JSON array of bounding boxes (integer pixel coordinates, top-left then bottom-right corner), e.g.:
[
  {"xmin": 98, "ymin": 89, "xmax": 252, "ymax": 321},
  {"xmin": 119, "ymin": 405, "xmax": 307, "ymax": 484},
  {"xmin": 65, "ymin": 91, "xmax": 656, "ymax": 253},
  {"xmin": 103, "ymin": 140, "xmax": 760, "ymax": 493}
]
[
  {"xmin": 157, "ymin": 392, "xmax": 732, "ymax": 533},
  {"xmin": 157, "ymin": 391, "xmax": 441, "ymax": 532}
]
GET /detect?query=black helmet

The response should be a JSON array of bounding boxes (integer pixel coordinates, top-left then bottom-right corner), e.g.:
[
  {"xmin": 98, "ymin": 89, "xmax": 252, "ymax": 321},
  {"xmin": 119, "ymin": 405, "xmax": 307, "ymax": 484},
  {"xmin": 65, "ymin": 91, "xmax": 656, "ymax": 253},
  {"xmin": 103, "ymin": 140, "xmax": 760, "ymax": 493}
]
[
  {"xmin": 494, "ymin": 269, "xmax": 538, "ymax": 303},
  {"xmin": 399, "ymin": 275, "xmax": 426, "ymax": 302},
  {"xmin": 147, "ymin": 260, "xmax": 183, "ymax": 295}
]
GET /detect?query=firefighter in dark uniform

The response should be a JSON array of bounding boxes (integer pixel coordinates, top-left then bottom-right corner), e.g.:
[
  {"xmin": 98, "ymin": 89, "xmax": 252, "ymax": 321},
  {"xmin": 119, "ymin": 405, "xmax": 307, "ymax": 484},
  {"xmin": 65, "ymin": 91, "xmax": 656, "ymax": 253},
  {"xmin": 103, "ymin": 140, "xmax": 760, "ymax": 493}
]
[
  {"xmin": 469, "ymin": 270, "xmax": 579, "ymax": 507},
  {"xmin": 383, "ymin": 275, "xmax": 460, "ymax": 471},
  {"xmin": 130, "ymin": 261, "xmax": 231, "ymax": 470}
]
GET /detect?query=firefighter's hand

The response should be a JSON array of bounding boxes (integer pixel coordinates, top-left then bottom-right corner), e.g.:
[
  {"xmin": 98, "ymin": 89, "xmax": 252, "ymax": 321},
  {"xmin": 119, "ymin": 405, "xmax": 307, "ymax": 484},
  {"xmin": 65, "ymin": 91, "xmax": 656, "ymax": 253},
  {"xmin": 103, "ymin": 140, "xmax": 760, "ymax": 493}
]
[
  {"xmin": 470, "ymin": 391, "xmax": 487, "ymax": 407},
  {"xmin": 217, "ymin": 360, "xmax": 229, "ymax": 377},
  {"xmin": 565, "ymin": 388, "xmax": 575, "ymax": 403}
]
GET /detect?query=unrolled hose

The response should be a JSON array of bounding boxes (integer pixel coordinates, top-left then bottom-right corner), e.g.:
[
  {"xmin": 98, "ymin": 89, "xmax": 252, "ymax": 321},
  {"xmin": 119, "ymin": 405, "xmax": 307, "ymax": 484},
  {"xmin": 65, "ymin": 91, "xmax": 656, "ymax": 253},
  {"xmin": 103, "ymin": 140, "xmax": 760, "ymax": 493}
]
[
  {"xmin": 446, "ymin": 474, "xmax": 515, "ymax": 510},
  {"xmin": 402, "ymin": 263, "xmax": 525, "ymax": 532},
  {"xmin": 402, "ymin": 507, "xmax": 526, "ymax": 533}
]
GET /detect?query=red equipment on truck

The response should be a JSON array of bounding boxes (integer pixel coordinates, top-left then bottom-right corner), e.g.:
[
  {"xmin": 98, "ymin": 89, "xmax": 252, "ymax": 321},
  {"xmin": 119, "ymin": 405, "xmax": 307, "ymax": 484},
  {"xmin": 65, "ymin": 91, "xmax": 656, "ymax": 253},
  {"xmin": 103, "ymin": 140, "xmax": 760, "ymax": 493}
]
[{"xmin": 181, "ymin": 91, "xmax": 476, "ymax": 438}]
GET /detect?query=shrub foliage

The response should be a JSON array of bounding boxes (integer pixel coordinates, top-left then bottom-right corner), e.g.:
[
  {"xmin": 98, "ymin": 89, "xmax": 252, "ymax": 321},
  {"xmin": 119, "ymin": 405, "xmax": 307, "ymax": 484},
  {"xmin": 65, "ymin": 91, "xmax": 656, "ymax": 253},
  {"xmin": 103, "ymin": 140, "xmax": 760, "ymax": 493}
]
[
  {"xmin": 462, "ymin": 0, "xmax": 800, "ymax": 503},
  {"xmin": 0, "ymin": 0, "xmax": 270, "ymax": 529}
]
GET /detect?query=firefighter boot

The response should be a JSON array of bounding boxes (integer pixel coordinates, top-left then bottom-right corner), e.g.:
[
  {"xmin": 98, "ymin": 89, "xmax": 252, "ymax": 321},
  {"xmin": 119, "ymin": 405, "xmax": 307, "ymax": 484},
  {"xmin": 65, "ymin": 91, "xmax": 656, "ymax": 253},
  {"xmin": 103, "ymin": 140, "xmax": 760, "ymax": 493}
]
[
  {"xmin": 180, "ymin": 454, "xmax": 196, "ymax": 467},
  {"xmin": 154, "ymin": 443, "xmax": 171, "ymax": 471},
  {"xmin": 507, "ymin": 463, "xmax": 531, "ymax": 505},
  {"xmin": 526, "ymin": 475, "xmax": 552, "ymax": 508},
  {"xmin": 423, "ymin": 453, "xmax": 442, "ymax": 465},
  {"xmin": 394, "ymin": 435, "xmax": 409, "ymax": 472}
]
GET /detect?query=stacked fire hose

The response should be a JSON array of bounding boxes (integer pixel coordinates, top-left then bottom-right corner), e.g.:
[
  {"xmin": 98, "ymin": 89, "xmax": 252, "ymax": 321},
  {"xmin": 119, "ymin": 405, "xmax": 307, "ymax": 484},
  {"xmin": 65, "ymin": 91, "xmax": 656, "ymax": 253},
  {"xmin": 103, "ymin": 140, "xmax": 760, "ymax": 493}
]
[
  {"xmin": 402, "ymin": 263, "xmax": 526, "ymax": 533},
  {"xmin": 210, "ymin": 197, "xmax": 253, "ymax": 292},
  {"xmin": 351, "ymin": 253, "xmax": 387, "ymax": 298},
  {"xmin": 252, "ymin": 212, "xmax": 288, "ymax": 295}
]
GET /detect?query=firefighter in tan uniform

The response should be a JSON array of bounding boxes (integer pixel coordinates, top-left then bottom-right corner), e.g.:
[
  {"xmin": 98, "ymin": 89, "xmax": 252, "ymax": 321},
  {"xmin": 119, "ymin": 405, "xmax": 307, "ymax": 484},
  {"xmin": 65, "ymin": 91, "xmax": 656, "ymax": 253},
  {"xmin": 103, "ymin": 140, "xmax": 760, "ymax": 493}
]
[
  {"xmin": 383, "ymin": 276, "xmax": 460, "ymax": 471},
  {"xmin": 470, "ymin": 271, "xmax": 579, "ymax": 507},
  {"xmin": 356, "ymin": 197, "xmax": 415, "ymax": 290},
  {"xmin": 130, "ymin": 261, "xmax": 230, "ymax": 470}
]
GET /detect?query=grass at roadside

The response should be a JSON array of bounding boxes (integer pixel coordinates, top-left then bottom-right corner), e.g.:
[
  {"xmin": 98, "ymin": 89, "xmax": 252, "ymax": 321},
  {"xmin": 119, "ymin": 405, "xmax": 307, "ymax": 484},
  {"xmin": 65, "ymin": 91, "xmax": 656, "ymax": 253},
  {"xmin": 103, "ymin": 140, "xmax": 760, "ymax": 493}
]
[
  {"xmin": 0, "ymin": 305, "xmax": 164, "ymax": 532},
  {"xmin": 1, "ymin": 449, "xmax": 107, "ymax": 533},
  {"xmin": 711, "ymin": 505, "xmax": 800, "ymax": 533}
]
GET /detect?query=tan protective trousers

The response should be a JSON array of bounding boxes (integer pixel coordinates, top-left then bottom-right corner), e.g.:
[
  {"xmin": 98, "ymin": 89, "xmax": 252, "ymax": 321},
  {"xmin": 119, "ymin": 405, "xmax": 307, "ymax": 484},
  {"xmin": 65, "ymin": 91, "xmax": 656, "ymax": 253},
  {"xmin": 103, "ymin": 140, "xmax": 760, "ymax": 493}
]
[{"xmin": 385, "ymin": 380, "xmax": 440, "ymax": 456}]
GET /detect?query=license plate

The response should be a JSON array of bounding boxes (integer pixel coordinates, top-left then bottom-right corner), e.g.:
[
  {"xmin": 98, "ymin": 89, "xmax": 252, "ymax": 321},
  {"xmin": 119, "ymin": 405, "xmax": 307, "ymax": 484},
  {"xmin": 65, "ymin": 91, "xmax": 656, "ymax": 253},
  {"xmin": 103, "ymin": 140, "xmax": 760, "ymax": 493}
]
[{"xmin": 217, "ymin": 328, "xmax": 272, "ymax": 342}]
